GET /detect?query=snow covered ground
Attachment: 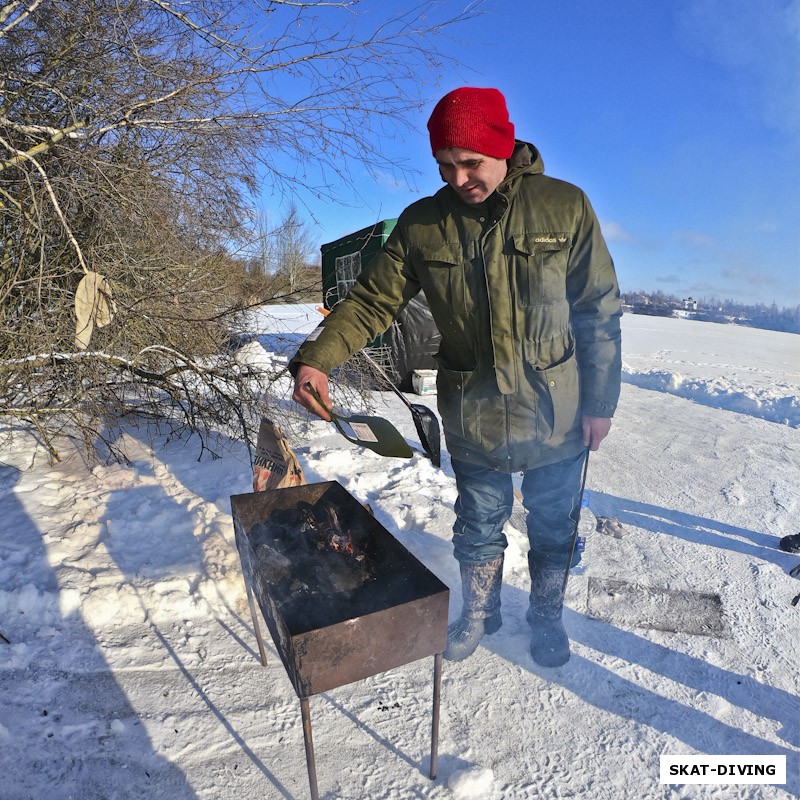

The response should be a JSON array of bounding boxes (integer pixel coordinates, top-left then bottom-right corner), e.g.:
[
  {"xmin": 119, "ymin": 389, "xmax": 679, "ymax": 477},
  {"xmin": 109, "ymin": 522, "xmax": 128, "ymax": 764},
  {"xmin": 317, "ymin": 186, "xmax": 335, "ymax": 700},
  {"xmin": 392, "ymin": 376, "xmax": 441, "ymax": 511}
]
[{"xmin": 1, "ymin": 307, "xmax": 798, "ymax": 800}]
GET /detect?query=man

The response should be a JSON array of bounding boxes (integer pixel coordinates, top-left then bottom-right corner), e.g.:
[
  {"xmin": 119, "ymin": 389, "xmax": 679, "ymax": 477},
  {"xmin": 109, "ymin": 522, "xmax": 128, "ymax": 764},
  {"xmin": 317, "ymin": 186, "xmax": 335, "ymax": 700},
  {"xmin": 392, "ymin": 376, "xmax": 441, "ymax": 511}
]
[{"xmin": 290, "ymin": 87, "xmax": 622, "ymax": 666}]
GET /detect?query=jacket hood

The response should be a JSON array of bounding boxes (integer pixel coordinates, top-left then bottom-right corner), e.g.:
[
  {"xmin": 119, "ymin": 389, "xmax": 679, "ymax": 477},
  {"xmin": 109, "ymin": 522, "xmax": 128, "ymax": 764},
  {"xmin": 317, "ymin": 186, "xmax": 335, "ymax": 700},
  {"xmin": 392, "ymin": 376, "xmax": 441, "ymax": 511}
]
[{"xmin": 507, "ymin": 140, "xmax": 545, "ymax": 178}]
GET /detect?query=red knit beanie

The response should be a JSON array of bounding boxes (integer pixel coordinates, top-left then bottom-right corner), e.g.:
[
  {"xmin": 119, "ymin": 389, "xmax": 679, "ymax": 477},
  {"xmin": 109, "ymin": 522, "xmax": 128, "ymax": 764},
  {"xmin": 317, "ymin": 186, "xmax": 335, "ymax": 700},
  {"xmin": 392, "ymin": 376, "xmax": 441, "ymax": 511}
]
[{"xmin": 427, "ymin": 87, "xmax": 515, "ymax": 159}]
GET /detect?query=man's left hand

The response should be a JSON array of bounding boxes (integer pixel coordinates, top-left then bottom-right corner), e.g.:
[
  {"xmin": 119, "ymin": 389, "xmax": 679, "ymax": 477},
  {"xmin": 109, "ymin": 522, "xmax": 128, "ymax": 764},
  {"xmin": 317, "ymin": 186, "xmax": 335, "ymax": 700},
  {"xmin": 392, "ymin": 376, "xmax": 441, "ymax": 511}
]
[{"xmin": 582, "ymin": 415, "xmax": 612, "ymax": 451}]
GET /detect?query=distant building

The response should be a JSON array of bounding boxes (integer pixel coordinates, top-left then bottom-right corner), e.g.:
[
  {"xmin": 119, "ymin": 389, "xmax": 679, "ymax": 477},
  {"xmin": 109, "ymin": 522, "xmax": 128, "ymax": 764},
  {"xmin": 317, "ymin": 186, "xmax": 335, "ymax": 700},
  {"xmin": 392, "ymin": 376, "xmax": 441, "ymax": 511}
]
[{"xmin": 683, "ymin": 297, "xmax": 698, "ymax": 311}]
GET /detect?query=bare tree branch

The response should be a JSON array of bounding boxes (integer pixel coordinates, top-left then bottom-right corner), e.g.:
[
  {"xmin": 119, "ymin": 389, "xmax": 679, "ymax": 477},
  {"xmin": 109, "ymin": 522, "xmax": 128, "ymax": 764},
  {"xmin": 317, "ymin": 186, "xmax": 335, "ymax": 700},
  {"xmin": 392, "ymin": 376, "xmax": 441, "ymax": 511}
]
[
  {"xmin": 0, "ymin": 0, "xmax": 481, "ymax": 462},
  {"xmin": 0, "ymin": 0, "xmax": 44, "ymax": 37}
]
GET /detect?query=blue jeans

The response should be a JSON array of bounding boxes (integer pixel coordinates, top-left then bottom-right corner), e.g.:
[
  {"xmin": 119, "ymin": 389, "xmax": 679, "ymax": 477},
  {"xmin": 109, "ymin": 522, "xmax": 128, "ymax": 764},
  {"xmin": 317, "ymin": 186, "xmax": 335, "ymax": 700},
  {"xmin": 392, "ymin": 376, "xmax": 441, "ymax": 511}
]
[{"xmin": 451, "ymin": 450, "xmax": 587, "ymax": 569}]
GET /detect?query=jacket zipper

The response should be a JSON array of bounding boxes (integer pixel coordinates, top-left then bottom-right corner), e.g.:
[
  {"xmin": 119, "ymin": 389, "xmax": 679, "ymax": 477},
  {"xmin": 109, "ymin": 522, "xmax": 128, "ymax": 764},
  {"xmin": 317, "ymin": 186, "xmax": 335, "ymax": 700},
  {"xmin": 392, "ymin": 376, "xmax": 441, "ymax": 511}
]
[{"xmin": 481, "ymin": 213, "xmax": 514, "ymax": 470}]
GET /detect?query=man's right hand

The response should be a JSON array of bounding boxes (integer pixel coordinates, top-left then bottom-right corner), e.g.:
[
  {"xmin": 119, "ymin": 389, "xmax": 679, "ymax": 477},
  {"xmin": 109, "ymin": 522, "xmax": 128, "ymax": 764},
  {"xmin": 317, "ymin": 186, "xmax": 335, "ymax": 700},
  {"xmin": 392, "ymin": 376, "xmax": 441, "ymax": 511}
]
[{"xmin": 292, "ymin": 365, "xmax": 332, "ymax": 421}]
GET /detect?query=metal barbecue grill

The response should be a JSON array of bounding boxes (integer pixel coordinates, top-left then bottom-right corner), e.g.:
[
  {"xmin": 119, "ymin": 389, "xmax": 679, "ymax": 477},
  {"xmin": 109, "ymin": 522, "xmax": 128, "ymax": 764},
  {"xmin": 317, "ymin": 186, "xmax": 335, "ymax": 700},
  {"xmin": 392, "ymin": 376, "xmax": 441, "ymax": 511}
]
[{"xmin": 230, "ymin": 481, "xmax": 449, "ymax": 800}]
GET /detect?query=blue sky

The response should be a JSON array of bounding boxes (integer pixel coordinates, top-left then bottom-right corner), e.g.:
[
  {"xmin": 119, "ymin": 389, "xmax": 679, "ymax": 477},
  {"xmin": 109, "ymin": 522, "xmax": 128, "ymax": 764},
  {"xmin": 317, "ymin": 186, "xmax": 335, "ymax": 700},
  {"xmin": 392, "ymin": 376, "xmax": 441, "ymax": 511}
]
[{"xmin": 261, "ymin": 0, "xmax": 800, "ymax": 308}]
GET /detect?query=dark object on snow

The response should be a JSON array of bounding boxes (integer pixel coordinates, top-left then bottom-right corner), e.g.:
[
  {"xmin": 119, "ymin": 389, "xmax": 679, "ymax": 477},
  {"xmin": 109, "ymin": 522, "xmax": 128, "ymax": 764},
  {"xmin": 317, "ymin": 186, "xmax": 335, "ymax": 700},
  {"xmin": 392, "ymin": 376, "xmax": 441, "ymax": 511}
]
[
  {"xmin": 230, "ymin": 481, "xmax": 449, "ymax": 800},
  {"xmin": 359, "ymin": 348, "xmax": 441, "ymax": 467},
  {"xmin": 0, "ymin": 632, "xmax": 9, "ymax": 644},
  {"xmin": 587, "ymin": 577, "xmax": 729, "ymax": 637},
  {"xmin": 596, "ymin": 515, "xmax": 626, "ymax": 538},
  {"xmin": 779, "ymin": 533, "xmax": 800, "ymax": 554}
]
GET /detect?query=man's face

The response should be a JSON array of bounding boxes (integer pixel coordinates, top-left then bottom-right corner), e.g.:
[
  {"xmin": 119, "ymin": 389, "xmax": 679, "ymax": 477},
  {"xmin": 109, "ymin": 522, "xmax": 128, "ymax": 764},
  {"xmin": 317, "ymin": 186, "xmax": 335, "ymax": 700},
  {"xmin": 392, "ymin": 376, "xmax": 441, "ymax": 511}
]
[{"xmin": 434, "ymin": 147, "xmax": 508, "ymax": 204}]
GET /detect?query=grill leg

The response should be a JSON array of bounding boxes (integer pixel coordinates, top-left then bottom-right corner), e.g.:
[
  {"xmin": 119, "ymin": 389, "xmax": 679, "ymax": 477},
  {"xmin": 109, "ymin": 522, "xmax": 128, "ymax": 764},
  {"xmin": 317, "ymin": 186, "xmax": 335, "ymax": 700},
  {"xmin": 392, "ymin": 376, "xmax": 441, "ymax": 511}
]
[
  {"xmin": 430, "ymin": 652, "xmax": 443, "ymax": 780},
  {"xmin": 244, "ymin": 581, "xmax": 268, "ymax": 667},
  {"xmin": 300, "ymin": 698, "xmax": 320, "ymax": 800}
]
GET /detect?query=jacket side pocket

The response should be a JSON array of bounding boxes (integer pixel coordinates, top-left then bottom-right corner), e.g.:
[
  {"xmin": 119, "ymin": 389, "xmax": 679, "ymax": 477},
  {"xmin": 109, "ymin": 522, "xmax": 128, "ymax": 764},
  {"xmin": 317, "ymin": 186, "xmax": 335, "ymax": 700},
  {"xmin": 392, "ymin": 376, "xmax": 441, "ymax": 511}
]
[{"xmin": 530, "ymin": 349, "xmax": 581, "ymax": 440}]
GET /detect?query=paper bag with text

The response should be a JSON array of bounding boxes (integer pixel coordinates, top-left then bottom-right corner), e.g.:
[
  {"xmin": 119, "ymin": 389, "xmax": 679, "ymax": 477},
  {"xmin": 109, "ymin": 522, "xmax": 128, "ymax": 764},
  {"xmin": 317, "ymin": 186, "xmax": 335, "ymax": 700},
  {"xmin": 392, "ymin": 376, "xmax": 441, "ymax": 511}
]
[{"xmin": 252, "ymin": 418, "xmax": 305, "ymax": 492}]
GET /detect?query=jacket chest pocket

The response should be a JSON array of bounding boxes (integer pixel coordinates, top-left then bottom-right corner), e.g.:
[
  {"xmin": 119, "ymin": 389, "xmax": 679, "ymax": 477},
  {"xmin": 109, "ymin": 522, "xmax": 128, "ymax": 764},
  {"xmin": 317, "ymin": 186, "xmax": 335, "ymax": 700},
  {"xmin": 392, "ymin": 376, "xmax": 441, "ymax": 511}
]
[
  {"xmin": 415, "ymin": 243, "xmax": 475, "ymax": 315},
  {"xmin": 510, "ymin": 233, "xmax": 570, "ymax": 307}
]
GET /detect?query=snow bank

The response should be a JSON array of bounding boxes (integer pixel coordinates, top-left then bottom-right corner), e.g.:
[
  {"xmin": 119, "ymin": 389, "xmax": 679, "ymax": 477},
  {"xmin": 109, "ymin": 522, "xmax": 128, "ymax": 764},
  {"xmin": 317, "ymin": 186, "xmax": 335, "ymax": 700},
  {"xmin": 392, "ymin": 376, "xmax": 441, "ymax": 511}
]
[
  {"xmin": 621, "ymin": 314, "xmax": 800, "ymax": 427},
  {"xmin": 622, "ymin": 365, "xmax": 800, "ymax": 426}
]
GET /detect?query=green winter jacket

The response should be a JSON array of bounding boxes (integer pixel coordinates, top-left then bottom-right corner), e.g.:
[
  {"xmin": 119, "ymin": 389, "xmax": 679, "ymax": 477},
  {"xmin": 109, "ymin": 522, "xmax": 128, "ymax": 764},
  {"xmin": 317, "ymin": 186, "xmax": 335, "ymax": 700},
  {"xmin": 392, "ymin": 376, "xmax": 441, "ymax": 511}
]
[{"xmin": 291, "ymin": 141, "xmax": 622, "ymax": 472}]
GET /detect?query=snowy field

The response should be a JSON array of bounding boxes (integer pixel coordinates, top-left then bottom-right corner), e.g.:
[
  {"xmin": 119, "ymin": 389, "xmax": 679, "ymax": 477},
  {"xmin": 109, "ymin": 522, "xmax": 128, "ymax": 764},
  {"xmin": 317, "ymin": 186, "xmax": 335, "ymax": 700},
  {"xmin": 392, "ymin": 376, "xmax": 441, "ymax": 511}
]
[{"xmin": 0, "ymin": 307, "xmax": 798, "ymax": 800}]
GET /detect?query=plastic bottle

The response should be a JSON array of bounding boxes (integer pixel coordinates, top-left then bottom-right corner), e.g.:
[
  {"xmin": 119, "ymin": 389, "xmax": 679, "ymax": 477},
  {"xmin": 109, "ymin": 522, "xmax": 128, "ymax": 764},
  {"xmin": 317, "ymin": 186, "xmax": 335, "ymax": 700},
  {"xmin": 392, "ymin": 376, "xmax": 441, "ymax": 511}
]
[{"xmin": 571, "ymin": 489, "xmax": 596, "ymax": 576}]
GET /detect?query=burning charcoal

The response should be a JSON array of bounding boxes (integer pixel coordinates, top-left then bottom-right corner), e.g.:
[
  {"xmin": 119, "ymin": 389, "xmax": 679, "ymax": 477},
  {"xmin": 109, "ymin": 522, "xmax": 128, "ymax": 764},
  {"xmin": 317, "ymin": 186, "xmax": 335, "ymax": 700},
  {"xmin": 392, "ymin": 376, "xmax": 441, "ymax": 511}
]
[
  {"xmin": 245, "ymin": 493, "xmax": 386, "ymax": 631},
  {"xmin": 327, "ymin": 531, "xmax": 354, "ymax": 556},
  {"xmin": 296, "ymin": 501, "xmax": 318, "ymax": 527}
]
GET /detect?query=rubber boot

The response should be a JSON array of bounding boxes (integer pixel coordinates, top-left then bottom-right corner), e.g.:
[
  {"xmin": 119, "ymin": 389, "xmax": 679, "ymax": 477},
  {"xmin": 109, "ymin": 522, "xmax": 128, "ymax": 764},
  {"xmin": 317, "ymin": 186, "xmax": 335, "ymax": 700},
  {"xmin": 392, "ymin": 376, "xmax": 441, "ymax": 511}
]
[
  {"xmin": 779, "ymin": 533, "xmax": 800, "ymax": 554},
  {"xmin": 526, "ymin": 555, "xmax": 570, "ymax": 667},
  {"xmin": 443, "ymin": 555, "xmax": 503, "ymax": 662}
]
